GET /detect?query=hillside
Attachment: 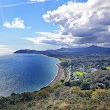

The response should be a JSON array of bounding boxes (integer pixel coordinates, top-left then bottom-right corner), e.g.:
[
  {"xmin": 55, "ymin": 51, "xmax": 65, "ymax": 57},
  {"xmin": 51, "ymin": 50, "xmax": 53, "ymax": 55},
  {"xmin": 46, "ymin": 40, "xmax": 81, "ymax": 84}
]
[{"xmin": 14, "ymin": 46, "xmax": 110, "ymax": 56}]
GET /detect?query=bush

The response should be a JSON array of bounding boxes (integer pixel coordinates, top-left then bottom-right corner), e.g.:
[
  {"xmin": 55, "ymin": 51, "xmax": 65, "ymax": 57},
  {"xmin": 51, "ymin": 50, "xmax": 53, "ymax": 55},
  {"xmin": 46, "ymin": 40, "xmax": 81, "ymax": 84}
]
[
  {"xmin": 21, "ymin": 92, "xmax": 35, "ymax": 101},
  {"xmin": 92, "ymin": 89, "xmax": 110, "ymax": 101},
  {"xmin": 36, "ymin": 90, "xmax": 49, "ymax": 100},
  {"xmin": 80, "ymin": 82, "xmax": 90, "ymax": 90},
  {"xmin": 64, "ymin": 81, "xmax": 71, "ymax": 87}
]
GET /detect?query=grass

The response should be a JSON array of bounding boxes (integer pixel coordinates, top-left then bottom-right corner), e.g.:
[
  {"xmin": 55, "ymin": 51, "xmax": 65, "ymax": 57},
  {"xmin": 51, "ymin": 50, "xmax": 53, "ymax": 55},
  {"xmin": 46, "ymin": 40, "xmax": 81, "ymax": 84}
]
[
  {"xmin": 51, "ymin": 80, "xmax": 62, "ymax": 89},
  {"xmin": 59, "ymin": 102, "xmax": 70, "ymax": 109},
  {"xmin": 75, "ymin": 71, "xmax": 84, "ymax": 76},
  {"xmin": 59, "ymin": 58, "xmax": 70, "ymax": 62},
  {"xmin": 51, "ymin": 77, "xmax": 65, "ymax": 89},
  {"xmin": 106, "ymin": 66, "xmax": 110, "ymax": 70}
]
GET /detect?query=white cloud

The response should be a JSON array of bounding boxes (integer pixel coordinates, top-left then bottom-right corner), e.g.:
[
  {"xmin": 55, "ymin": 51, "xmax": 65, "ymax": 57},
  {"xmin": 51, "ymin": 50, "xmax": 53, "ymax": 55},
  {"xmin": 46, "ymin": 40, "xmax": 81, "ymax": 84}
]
[
  {"xmin": 43, "ymin": 0, "xmax": 110, "ymax": 47},
  {"xmin": 27, "ymin": 26, "xmax": 31, "ymax": 29},
  {"xmin": 30, "ymin": 0, "xmax": 47, "ymax": 2},
  {"xmin": 3, "ymin": 18, "xmax": 26, "ymax": 29},
  {"xmin": 0, "ymin": 2, "xmax": 31, "ymax": 8},
  {"xmin": 0, "ymin": 45, "xmax": 13, "ymax": 54},
  {"xmin": 0, "ymin": 1, "xmax": 47, "ymax": 8},
  {"xmin": 23, "ymin": 32, "xmax": 76, "ymax": 47}
]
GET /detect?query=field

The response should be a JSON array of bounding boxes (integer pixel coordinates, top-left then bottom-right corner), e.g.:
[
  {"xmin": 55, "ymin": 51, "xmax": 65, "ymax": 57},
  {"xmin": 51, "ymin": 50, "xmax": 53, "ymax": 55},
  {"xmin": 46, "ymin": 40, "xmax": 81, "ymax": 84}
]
[
  {"xmin": 106, "ymin": 66, "xmax": 110, "ymax": 70},
  {"xmin": 75, "ymin": 71, "xmax": 84, "ymax": 76}
]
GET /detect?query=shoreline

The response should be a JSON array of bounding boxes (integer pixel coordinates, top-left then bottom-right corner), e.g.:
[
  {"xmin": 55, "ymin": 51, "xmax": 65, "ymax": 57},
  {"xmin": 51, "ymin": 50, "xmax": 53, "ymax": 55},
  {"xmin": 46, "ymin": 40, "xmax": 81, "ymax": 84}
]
[{"xmin": 48, "ymin": 63, "xmax": 65, "ymax": 86}]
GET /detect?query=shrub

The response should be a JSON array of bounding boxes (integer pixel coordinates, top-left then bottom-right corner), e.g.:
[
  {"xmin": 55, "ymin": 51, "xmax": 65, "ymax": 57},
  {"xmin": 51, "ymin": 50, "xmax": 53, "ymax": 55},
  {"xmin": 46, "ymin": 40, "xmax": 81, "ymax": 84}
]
[
  {"xmin": 36, "ymin": 90, "xmax": 49, "ymax": 100},
  {"xmin": 64, "ymin": 81, "xmax": 71, "ymax": 87},
  {"xmin": 21, "ymin": 92, "xmax": 35, "ymax": 101},
  {"xmin": 80, "ymin": 82, "xmax": 90, "ymax": 90}
]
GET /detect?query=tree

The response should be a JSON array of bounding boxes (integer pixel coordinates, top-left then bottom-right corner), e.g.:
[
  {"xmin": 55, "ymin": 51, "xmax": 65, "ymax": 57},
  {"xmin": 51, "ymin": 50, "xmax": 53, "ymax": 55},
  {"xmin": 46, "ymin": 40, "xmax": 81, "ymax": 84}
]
[
  {"xmin": 80, "ymin": 82, "xmax": 90, "ymax": 90},
  {"xmin": 64, "ymin": 81, "xmax": 71, "ymax": 87}
]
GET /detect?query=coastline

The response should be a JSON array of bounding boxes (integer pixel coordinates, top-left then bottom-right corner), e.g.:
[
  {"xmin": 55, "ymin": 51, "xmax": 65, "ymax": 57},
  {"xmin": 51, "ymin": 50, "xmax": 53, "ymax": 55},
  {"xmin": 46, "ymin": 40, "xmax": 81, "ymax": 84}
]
[{"xmin": 48, "ymin": 63, "xmax": 65, "ymax": 86}]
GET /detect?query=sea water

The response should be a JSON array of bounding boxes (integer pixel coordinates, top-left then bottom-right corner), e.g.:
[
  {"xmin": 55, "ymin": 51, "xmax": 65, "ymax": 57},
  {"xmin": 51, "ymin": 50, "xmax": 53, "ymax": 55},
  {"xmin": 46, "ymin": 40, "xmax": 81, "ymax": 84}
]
[{"xmin": 0, "ymin": 54, "xmax": 60, "ymax": 96}]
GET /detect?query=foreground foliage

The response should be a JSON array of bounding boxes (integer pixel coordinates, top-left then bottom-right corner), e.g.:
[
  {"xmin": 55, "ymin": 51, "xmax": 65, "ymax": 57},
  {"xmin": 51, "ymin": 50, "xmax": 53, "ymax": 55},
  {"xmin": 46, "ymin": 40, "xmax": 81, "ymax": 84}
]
[{"xmin": 0, "ymin": 85, "xmax": 110, "ymax": 110}]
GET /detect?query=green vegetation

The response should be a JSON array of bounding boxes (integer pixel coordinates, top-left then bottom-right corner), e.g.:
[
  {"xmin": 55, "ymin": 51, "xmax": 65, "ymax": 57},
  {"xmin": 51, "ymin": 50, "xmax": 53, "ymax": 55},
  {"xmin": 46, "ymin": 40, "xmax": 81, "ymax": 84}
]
[
  {"xmin": 80, "ymin": 81, "xmax": 90, "ymax": 90},
  {"xmin": 106, "ymin": 66, "xmax": 110, "ymax": 70},
  {"xmin": 59, "ymin": 58, "xmax": 70, "ymax": 62},
  {"xmin": 70, "ymin": 70, "xmax": 110, "ymax": 90},
  {"xmin": 75, "ymin": 71, "xmax": 84, "ymax": 76},
  {"xmin": 51, "ymin": 77, "xmax": 65, "ymax": 89},
  {"xmin": 0, "ymin": 86, "xmax": 110, "ymax": 110}
]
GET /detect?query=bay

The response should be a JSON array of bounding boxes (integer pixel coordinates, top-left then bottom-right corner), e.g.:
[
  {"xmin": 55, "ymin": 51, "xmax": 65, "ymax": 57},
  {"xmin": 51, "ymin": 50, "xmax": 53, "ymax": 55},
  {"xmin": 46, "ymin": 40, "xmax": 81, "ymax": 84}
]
[{"xmin": 0, "ymin": 54, "xmax": 60, "ymax": 96}]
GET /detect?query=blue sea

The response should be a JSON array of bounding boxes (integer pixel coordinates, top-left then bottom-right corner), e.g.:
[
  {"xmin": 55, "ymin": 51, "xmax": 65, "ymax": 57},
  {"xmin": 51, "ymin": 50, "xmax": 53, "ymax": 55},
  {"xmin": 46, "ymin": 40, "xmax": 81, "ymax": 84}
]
[{"xmin": 0, "ymin": 54, "xmax": 60, "ymax": 96}]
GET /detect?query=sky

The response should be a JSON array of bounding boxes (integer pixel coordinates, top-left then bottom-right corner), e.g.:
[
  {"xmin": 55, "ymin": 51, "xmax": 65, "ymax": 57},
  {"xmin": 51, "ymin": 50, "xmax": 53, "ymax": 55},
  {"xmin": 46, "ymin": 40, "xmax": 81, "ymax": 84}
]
[{"xmin": 0, "ymin": 0, "xmax": 110, "ymax": 54}]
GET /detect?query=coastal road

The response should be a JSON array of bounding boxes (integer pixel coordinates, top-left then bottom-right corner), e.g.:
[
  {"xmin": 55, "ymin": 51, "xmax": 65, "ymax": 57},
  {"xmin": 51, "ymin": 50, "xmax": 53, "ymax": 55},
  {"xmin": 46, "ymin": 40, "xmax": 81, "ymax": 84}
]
[{"xmin": 65, "ymin": 68, "xmax": 71, "ymax": 82}]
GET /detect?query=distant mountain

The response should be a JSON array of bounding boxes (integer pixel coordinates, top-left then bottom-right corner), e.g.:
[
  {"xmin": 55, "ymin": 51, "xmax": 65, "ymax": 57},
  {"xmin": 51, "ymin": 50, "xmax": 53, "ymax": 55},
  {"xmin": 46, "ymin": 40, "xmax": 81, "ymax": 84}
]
[
  {"xmin": 45, "ymin": 45, "xmax": 110, "ymax": 55},
  {"xmin": 14, "ymin": 45, "xmax": 110, "ymax": 55}
]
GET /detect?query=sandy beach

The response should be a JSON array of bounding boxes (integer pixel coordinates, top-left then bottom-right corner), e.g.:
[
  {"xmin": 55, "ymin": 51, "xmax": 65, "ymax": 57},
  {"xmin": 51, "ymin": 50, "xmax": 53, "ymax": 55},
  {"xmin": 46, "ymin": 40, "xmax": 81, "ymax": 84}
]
[{"xmin": 49, "ymin": 64, "xmax": 65, "ymax": 86}]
